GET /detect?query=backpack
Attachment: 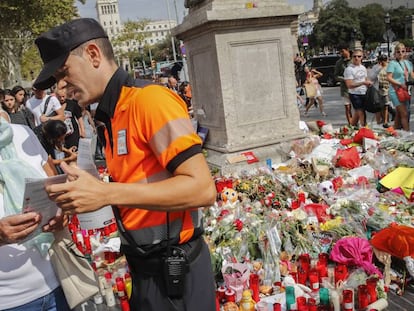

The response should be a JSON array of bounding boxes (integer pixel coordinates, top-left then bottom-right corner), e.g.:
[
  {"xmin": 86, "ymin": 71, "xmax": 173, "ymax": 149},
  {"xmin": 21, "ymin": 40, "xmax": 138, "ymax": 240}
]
[{"xmin": 364, "ymin": 86, "xmax": 382, "ymax": 113}]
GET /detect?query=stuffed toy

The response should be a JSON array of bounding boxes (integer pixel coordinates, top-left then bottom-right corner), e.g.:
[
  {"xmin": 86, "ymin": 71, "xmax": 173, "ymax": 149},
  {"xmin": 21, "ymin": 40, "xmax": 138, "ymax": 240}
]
[{"xmin": 221, "ymin": 187, "xmax": 239, "ymax": 205}]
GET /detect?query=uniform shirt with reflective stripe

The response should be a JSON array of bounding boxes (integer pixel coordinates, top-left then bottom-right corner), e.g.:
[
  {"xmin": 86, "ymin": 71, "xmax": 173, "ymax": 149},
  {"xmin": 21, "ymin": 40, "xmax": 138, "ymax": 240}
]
[{"xmin": 95, "ymin": 68, "xmax": 203, "ymax": 246}]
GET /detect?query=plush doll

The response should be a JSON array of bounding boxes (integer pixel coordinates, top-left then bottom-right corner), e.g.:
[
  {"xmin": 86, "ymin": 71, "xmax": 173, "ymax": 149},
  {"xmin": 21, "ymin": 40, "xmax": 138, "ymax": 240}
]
[
  {"xmin": 318, "ymin": 180, "xmax": 334, "ymax": 197},
  {"xmin": 221, "ymin": 187, "xmax": 239, "ymax": 206},
  {"xmin": 279, "ymin": 251, "xmax": 296, "ymax": 276}
]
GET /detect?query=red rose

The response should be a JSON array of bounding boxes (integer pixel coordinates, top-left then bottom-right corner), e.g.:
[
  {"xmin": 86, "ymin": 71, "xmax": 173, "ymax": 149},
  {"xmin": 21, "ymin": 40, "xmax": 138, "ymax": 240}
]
[{"xmin": 234, "ymin": 219, "xmax": 243, "ymax": 231}]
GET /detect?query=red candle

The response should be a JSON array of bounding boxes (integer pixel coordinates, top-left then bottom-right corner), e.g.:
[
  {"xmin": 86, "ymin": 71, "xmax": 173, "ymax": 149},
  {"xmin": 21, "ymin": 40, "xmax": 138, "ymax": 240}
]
[
  {"xmin": 334, "ymin": 264, "xmax": 348, "ymax": 285},
  {"xmin": 297, "ymin": 296, "xmax": 307, "ymax": 311},
  {"xmin": 366, "ymin": 278, "xmax": 378, "ymax": 303},
  {"xmin": 342, "ymin": 289, "xmax": 354, "ymax": 311},
  {"xmin": 309, "ymin": 269, "xmax": 319, "ymax": 292},
  {"xmin": 250, "ymin": 273, "xmax": 260, "ymax": 302},
  {"xmin": 358, "ymin": 284, "xmax": 370, "ymax": 310},
  {"xmin": 298, "ymin": 192, "xmax": 306, "ymax": 204},
  {"xmin": 297, "ymin": 267, "xmax": 308, "ymax": 285},
  {"xmin": 317, "ymin": 253, "xmax": 329, "ymax": 282},
  {"xmin": 273, "ymin": 303, "xmax": 282, "ymax": 311},
  {"xmin": 225, "ymin": 288, "xmax": 236, "ymax": 302},
  {"xmin": 307, "ymin": 298, "xmax": 317, "ymax": 311},
  {"xmin": 298, "ymin": 254, "xmax": 311, "ymax": 273},
  {"xmin": 217, "ymin": 285, "xmax": 226, "ymax": 303},
  {"xmin": 318, "ymin": 253, "xmax": 329, "ymax": 265}
]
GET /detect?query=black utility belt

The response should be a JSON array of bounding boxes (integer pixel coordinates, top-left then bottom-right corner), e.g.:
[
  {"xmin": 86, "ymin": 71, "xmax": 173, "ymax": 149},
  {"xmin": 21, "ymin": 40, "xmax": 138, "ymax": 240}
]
[{"xmin": 123, "ymin": 236, "xmax": 203, "ymax": 277}]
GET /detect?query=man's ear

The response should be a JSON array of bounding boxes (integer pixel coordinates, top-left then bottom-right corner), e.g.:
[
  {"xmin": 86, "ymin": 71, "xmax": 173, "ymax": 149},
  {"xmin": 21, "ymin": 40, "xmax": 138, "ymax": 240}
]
[{"xmin": 84, "ymin": 43, "xmax": 102, "ymax": 68}]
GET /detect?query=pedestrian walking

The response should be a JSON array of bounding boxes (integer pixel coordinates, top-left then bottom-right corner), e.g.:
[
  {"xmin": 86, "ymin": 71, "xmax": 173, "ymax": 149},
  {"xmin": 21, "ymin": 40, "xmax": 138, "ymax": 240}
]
[
  {"xmin": 344, "ymin": 48, "xmax": 373, "ymax": 127},
  {"xmin": 386, "ymin": 43, "xmax": 414, "ymax": 131},
  {"xmin": 334, "ymin": 44, "xmax": 352, "ymax": 125}
]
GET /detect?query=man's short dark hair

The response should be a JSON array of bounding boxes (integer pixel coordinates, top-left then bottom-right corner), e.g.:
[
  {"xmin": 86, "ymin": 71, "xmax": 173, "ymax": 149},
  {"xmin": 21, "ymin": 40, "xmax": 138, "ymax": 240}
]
[
  {"xmin": 337, "ymin": 43, "xmax": 349, "ymax": 51},
  {"xmin": 72, "ymin": 38, "xmax": 115, "ymax": 61}
]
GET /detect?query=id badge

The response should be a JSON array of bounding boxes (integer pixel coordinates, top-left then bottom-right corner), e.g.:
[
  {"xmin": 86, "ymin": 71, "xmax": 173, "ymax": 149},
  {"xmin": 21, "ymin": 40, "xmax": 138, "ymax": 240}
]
[{"xmin": 117, "ymin": 129, "xmax": 128, "ymax": 155}]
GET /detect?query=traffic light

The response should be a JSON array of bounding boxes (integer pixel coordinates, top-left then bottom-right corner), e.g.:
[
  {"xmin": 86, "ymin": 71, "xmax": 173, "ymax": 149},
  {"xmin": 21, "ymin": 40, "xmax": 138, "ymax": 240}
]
[{"xmin": 151, "ymin": 60, "xmax": 156, "ymax": 69}]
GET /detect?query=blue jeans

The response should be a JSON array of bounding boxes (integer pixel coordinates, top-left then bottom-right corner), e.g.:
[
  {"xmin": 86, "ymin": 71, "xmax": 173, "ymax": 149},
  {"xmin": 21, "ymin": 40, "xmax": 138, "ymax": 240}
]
[{"xmin": 4, "ymin": 287, "xmax": 70, "ymax": 311}]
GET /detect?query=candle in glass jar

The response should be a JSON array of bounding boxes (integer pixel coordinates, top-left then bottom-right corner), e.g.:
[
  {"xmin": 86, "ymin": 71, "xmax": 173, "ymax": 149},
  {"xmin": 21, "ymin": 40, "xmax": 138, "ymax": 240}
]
[
  {"xmin": 297, "ymin": 267, "xmax": 308, "ymax": 285},
  {"xmin": 285, "ymin": 286, "xmax": 296, "ymax": 311},
  {"xmin": 366, "ymin": 277, "xmax": 378, "ymax": 303},
  {"xmin": 334, "ymin": 264, "xmax": 348, "ymax": 285},
  {"xmin": 299, "ymin": 253, "xmax": 311, "ymax": 272},
  {"xmin": 217, "ymin": 285, "xmax": 226, "ymax": 303},
  {"xmin": 342, "ymin": 289, "xmax": 354, "ymax": 311},
  {"xmin": 307, "ymin": 297, "xmax": 318, "ymax": 311},
  {"xmin": 225, "ymin": 288, "xmax": 236, "ymax": 302},
  {"xmin": 309, "ymin": 269, "xmax": 319, "ymax": 292},
  {"xmin": 358, "ymin": 284, "xmax": 370, "ymax": 310},
  {"xmin": 249, "ymin": 273, "xmax": 260, "ymax": 302},
  {"xmin": 273, "ymin": 302, "xmax": 282, "ymax": 311}
]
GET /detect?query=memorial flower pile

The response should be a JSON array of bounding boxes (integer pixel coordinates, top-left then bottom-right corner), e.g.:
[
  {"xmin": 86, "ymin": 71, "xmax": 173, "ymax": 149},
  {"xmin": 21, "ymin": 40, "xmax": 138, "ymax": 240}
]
[{"xmin": 205, "ymin": 123, "xmax": 414, "ymax": 310}]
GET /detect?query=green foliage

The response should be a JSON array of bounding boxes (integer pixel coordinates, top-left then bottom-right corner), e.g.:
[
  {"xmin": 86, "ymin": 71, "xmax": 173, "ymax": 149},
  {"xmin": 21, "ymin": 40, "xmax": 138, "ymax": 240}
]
[
  {"xmin": 358, "ymin": 4, "xmax": 385, "ymax": 45},
  {"xmin": 312, "ymin": 0, "xmax": 359, "ymax": 49},
  {"xmin": 310, "ymin": 0, "xmax": 414, "ymax": 52},
  {"xmin": 112, "ymin": 20, "xmax": 150, "ymax": 54},
  {"xmin": 0, "ymin": 0, "xmax": 82, "ymax": 86}
]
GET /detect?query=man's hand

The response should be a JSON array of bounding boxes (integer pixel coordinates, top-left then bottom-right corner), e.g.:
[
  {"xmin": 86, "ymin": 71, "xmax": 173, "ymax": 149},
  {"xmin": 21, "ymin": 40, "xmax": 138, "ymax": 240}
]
[
  {"xmin": 46, "ymin": 162, "xmax": 107, "ymax": 215},
  {"xmin": 0, "ymin": 212, "xmax": 41, "ymax": 246},
  {"xmin": 39, "ymin": 114, "xmax": 49, "ymax": 123}
]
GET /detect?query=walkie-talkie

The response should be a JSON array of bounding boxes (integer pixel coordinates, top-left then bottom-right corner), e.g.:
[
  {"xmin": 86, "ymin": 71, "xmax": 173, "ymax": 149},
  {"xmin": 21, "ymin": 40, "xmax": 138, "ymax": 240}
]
[
  {"xmin": 164, "ymin": 247, "xmax": 188, "ymax": 297},
  {"xmin": 163, "ymin": 212, "xmax": 189, "ymax": 298}
]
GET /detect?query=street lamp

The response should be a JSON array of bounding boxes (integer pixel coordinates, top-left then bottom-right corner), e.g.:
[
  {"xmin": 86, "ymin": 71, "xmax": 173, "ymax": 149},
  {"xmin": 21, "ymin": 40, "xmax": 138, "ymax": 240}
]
[{"xmin": 384, "ymin": 13, "xmax": 391, "ymax": 57}]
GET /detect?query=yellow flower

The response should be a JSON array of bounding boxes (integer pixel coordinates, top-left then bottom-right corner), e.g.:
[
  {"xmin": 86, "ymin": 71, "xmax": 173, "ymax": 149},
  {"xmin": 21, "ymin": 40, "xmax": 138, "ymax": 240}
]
[{"xmin": 320, "ymin": 217, "xmax": 343, "ymax": 231}]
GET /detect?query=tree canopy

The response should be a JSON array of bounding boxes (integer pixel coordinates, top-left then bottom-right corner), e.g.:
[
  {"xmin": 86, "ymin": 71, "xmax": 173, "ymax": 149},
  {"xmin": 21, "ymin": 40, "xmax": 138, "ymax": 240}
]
[
  {"xmin": 307, "ymin": 0, "xmax": 414, "ymax": 53},
  {"xmin": 0, "ymin": 0, "xmax": 82, "ymax": 87}
]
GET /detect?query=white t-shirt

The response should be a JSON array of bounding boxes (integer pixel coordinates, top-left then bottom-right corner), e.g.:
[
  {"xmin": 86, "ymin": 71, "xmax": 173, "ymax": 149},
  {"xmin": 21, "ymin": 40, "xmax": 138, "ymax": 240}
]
[
  {"xmin": 0, "ymin": 124, "xmax": 59, "ymax": 309},
  {"xmin": 26, "ymin": 95, "xmax": 62, "ymax": 127},
  {"xmin": 344, "ymin": 63, "xmax": 368, "ymax": 95}
]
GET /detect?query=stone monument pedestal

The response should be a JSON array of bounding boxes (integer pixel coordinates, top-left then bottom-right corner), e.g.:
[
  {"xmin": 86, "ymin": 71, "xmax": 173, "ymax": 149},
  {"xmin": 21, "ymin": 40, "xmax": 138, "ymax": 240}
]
[{"xmin": 174, "ymin": 0, "xmax": 304, "ymax": 174}]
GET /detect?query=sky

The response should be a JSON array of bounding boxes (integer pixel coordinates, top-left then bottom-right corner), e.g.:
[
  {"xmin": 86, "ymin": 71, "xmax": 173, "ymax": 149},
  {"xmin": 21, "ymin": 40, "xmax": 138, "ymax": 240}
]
[{"xmin": 76, "ymin": 0, "xmax": 312, "ymax": 23}]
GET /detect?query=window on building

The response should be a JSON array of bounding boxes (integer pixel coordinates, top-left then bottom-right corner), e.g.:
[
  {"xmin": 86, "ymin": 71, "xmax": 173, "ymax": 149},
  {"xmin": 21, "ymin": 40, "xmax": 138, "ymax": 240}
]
[{"xmin": 103, "ymin": 21, "xmax": 106, "ymax": 26}]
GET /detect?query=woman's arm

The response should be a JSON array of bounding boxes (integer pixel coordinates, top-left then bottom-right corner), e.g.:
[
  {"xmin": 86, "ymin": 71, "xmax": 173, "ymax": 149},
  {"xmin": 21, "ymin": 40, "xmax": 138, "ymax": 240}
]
[{"xmin": 387, "ymin": 72, "xmax": 406, "ymax": 89}]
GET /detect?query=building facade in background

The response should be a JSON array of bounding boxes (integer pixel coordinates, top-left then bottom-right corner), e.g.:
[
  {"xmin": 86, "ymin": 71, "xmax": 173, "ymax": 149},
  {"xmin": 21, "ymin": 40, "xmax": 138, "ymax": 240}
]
[{"xmin": 95, "ymin": 0, "xmax": 177, "ymax": 69}]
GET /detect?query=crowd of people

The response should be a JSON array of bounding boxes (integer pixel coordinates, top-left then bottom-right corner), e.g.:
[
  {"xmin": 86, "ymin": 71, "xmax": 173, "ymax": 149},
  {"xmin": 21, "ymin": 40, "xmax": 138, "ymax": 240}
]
[
  {"xmin": 0, "ymin": 74, "xmax": 194, "ymax": 176},
  {"xmin": 294, "ymin": 43, "xmax": 414, "ymax": 131}
]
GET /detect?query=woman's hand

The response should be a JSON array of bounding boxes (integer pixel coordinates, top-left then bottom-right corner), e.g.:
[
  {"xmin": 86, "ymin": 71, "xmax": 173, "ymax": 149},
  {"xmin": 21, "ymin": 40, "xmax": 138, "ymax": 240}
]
[{"xmin": 0, "ymin": 213, "xmax": 41, "ymax": 246}]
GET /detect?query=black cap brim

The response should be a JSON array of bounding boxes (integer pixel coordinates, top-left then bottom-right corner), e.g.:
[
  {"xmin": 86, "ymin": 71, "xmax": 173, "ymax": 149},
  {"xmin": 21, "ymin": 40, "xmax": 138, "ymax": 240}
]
[{"xmin": 33, "ymin": 52, "xmax": 69, "ymax": 90}]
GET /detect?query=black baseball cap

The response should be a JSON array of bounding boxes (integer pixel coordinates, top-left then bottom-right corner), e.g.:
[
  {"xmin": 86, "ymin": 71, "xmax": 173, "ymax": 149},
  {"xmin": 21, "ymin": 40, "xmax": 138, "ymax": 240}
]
[{"xmin": 33, "ymin": 18, "xmax": 108, "ymax": 90}]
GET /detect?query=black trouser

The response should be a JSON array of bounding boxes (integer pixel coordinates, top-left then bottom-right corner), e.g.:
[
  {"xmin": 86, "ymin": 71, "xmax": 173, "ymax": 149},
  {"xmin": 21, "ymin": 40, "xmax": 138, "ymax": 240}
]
[{"xmin": 126, "ymin": 238, "xmax": 216, "ymax": 311}]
